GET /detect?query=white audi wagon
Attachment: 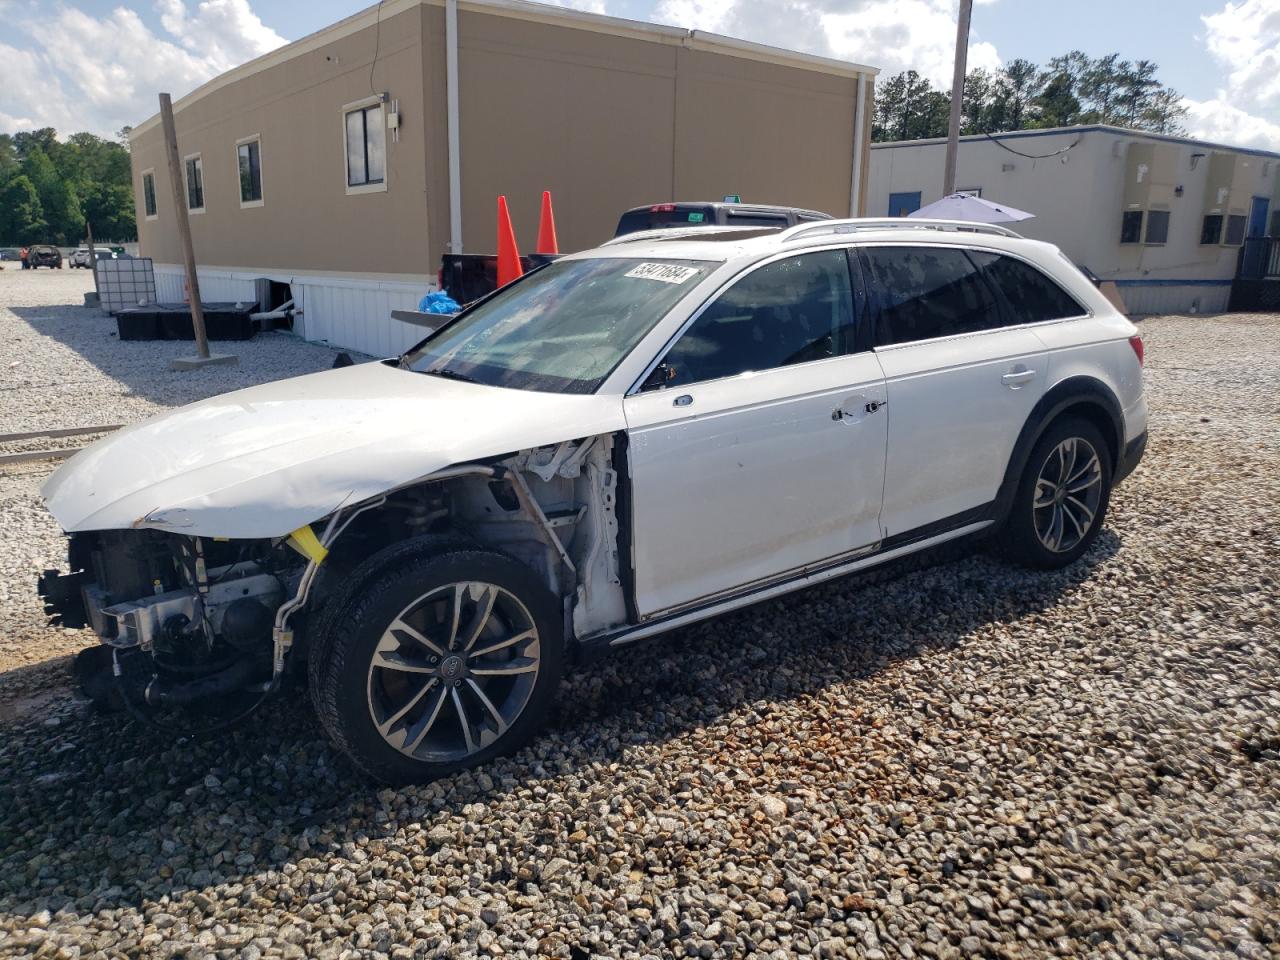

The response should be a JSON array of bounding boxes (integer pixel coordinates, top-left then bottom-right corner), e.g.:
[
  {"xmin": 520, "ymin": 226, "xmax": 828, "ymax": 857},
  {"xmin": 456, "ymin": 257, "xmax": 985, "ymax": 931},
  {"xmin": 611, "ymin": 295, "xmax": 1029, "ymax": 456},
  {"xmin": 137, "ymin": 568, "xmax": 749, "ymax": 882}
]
[{"xmin": 39, "ymin": 219, "xmax": 1147, "ymax": 782}]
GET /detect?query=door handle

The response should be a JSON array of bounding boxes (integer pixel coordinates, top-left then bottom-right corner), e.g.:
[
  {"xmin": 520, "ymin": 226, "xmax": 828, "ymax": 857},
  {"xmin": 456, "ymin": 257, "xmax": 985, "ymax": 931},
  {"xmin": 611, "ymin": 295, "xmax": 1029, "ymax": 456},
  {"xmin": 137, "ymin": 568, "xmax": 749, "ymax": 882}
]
[
  {"xmin": 1002, "ymin": 369, "xmax": 1036, "ymax": 388},
  {"xmin": 832, "ymin": 398, "xmax": 884, "ymax": 421}
]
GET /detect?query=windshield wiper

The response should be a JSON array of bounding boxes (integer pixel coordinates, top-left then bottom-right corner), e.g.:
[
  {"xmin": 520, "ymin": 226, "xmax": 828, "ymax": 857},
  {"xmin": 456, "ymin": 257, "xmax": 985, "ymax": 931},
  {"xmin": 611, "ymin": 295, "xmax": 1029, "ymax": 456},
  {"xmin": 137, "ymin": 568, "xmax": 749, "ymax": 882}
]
[{"xmin": 425, "ymin": 366, "xmax": 479, "ymax": 384}]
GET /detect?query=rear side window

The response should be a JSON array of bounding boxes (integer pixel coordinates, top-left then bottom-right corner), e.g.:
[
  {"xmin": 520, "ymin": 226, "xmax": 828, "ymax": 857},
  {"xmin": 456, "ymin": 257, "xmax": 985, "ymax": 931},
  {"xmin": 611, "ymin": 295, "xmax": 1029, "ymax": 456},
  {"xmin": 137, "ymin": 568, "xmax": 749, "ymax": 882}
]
[
  {"xmin": 663, "ymin": 249, "xmax": 856, "ymax": 386},
  {"xmin": 862, "ymin": 246, "xmax": 1002, "ymax": 346},
  {"xmin": 969, "ymin": 251, "xmax": 1086, "ymax": 324}
]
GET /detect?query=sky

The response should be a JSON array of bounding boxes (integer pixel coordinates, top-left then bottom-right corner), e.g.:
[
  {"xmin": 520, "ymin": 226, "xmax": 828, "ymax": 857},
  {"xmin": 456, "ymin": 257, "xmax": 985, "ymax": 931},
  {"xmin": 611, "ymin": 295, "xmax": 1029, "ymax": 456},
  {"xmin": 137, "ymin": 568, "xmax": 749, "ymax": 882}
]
[{"xmin": 2, "ymin": 0, "xmax": 1279, "ymax": 149}]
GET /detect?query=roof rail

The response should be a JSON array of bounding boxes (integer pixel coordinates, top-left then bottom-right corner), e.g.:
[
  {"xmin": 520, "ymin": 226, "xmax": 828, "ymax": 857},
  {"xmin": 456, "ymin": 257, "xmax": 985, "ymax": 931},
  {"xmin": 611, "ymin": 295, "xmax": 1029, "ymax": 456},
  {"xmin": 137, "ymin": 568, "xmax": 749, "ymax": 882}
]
[{"xmin": 780, "ymin": 218, "xmax": 1024, "ymax": 244}]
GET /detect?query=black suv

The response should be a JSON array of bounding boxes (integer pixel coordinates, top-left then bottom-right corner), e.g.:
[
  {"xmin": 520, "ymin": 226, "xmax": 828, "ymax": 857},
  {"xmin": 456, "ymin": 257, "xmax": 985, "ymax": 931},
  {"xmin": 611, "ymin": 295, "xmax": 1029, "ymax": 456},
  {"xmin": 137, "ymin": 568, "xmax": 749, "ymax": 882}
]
[
  {"xmin": 614, "ymin": 201, "xmax": 832, "ymax": 237},
  {"xmin": 27, "ymin": 245, "xmax": 63, "ymax": 269}
]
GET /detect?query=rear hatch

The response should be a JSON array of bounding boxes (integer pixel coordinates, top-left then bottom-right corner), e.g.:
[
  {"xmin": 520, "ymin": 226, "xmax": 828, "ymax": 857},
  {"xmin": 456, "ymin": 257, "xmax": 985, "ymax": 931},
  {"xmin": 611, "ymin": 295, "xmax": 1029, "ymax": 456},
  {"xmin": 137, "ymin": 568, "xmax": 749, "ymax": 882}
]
[{"xmin": 615, "ymin": 203, "xmax": 718, "ymax": 236}]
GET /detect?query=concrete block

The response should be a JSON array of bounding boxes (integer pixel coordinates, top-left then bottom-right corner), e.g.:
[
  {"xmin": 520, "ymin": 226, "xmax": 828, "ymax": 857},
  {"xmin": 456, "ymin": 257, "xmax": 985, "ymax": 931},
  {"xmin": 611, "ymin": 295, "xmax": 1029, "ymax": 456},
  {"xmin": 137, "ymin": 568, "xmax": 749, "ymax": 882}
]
[{"xmin": 169, "ymin": 354, "xmax": 240, "ymax": 370}]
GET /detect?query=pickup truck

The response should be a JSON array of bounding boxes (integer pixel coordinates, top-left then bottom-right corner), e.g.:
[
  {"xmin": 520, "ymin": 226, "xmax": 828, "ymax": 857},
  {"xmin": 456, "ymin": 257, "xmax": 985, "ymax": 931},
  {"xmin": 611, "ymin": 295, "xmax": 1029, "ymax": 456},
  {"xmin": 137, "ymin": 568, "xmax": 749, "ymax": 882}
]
[{"xmin": 437, "ymin": 201, "xmax": 831, "ymax": 303}]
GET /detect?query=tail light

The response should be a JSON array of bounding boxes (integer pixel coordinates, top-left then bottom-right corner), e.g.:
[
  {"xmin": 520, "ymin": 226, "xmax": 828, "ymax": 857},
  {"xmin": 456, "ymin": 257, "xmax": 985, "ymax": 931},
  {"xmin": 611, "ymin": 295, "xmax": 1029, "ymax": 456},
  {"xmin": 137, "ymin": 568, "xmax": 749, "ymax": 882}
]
[
  {"xmin": 650, "ymin": 203, "xmax": 676, "ymax": 212},
  {"xmin": 1128, "ymin": 334, "xmax": 1144, "ymax": 367}
]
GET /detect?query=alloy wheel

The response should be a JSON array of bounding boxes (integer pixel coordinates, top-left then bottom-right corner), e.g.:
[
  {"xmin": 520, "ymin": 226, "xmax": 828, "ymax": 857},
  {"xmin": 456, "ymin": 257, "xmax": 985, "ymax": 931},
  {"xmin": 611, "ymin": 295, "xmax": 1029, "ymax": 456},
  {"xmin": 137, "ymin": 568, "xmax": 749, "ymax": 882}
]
[
  {"xmin": 1032, "ymin": 436, "xmax": 1103, "ymax": 553},
  {"xmin": 366, "ymin": 581, "xmax": 541, "ymax": 762}
]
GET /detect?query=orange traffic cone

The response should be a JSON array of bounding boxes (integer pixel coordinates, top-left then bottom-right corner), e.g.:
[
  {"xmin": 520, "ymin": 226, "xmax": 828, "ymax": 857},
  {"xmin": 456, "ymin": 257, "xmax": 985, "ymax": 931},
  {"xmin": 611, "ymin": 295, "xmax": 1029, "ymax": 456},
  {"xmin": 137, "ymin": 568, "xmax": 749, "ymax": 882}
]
[
  {"xmin": 496, "ymin": 195, "xmax": 523, "ymax": 287},
  {"xmin": 536, "ymin": 190, "xmax": 559, "ymax": 255}
]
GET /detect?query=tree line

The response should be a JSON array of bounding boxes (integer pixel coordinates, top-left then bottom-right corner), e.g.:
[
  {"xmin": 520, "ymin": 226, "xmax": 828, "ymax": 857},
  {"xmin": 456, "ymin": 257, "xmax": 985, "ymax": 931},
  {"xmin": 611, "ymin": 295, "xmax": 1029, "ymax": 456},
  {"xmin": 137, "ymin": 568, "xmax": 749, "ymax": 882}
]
[
  {"xmin": 0, "ymin": 128, "xmax": 136, "ymax": 246},
  {"xmin": 872, "ymin": 51, "xmax": 1189, "ymax": 143}
]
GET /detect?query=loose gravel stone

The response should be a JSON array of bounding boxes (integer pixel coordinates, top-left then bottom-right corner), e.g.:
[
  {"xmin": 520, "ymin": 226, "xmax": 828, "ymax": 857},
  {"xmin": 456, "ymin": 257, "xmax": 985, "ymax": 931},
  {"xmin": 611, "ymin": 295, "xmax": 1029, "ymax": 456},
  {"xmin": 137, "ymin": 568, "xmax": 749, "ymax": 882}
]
[{"xmin": 1, "ymin": 270, "xmax": 1278, "ymax": 959}]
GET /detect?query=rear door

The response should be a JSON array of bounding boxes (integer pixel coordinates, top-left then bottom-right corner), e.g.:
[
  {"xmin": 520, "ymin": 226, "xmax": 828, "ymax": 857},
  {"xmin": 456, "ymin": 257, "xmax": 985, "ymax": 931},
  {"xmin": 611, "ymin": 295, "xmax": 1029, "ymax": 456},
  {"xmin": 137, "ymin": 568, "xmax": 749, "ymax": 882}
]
[
  {"xmin": 860, "ymin": 244, "xmax": 1048, "ymax": 539},
  {"xmin": 625, "ymin": 248, "xmax": 887, "ymax": 617}
]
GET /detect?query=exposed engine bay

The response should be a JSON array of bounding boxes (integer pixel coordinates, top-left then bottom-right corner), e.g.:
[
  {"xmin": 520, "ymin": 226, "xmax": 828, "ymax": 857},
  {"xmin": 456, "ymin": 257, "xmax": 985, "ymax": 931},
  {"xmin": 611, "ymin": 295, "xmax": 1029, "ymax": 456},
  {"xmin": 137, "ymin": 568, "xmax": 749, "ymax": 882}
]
[{"xmin": 39, "ymin": 436, "xmax": 629, "ymax": 719}]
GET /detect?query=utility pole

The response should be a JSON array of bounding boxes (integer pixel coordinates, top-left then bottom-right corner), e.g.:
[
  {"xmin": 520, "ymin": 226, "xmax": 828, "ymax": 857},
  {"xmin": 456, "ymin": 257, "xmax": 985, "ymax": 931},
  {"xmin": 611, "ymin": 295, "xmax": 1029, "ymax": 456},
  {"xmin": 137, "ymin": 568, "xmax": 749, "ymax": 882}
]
[
  {"xmin": 159, "ymin": 92, "xmax": 236, "ymax": 370},
  {"xmin": 943, "ymin": 0, "xmax": 973, "ymax": 197}
]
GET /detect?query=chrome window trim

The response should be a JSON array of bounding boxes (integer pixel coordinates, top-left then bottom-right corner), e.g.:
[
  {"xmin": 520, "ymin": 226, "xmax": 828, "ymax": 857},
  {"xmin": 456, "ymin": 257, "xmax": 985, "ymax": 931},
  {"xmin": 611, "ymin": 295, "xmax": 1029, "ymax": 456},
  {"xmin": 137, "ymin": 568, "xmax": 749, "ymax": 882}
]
[{"xmin": 856, "ymin": 240, "xmax": 1095, "ymax": 352}]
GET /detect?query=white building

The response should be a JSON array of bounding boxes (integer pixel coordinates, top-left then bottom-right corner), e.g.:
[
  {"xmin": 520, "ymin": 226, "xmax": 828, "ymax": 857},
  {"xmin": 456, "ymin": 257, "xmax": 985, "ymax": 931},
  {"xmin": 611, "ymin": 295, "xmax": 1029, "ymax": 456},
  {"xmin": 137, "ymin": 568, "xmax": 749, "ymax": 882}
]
[{"xmin": 869, "ymin": 125, "xmax": 1280, "ymax": 315}]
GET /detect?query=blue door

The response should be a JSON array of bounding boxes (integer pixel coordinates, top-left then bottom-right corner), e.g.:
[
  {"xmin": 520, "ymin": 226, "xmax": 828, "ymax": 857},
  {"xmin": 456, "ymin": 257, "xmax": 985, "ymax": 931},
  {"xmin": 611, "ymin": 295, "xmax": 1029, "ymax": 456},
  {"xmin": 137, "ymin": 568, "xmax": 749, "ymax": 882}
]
[
  {"xmin": 1249, "ymin": 196, "xmax": 1270, "ymax": 238},
  {"xmin": 888, "ymin": 191, "xmax": 922, "ymax": 218}
]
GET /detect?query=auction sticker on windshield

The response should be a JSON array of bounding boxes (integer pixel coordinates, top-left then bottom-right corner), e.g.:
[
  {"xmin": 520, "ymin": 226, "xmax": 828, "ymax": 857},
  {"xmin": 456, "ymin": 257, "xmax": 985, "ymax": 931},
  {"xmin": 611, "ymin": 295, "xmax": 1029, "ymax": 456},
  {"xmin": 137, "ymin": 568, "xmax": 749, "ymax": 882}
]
[{"xmin": 625, "ymin": 263, "xmax": 702, "ymax": 284}]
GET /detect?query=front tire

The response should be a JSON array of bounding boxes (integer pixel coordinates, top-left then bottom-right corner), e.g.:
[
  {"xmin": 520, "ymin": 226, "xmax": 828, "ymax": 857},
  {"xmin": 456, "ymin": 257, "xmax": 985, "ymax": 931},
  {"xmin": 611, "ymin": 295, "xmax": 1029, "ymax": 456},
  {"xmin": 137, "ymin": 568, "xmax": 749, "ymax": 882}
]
[
  {"xmin": 308, "ymin": 540, "xmax": 564, "ymax": 784},
  {"xmin": 998, "ymin": 418, "xmax": 1112, "ymax": 569}
]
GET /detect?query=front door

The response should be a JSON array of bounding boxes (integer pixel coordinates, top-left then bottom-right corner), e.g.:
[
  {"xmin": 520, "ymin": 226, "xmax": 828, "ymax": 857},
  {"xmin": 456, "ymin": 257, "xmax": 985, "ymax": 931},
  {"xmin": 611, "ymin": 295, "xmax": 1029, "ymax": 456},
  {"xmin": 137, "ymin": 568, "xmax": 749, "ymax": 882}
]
[
  {"xmin": 1249, "ymin": 196, "xmax": 1270, "ymax": 238},
  {"xmin": 624, "ymin": 249, "xmax": 888, "ymax": 618}
]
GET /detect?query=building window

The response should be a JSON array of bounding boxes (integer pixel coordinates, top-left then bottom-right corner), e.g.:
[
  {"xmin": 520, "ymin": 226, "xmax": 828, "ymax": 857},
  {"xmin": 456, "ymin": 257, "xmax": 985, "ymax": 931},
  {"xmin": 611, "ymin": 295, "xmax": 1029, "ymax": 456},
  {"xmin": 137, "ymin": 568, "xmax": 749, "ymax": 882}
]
[
  {"xmin": 237, "ymin": 137, "xmax": 263, "ymax": 206},
  {"xmin": 1224, "ymin": 214, "xmax": 1247, "ymax": 246},
  {"xmin": 1145, "ymin": 210, "xmax": 1170, "ymax": 245},
  {"xmin": 344, "ymin": 100, "xmax": 386, "ymax": 193},
  {"xmin": 184, "ymin": 154, "xmax": 204, "ymax": 212},
  {"xmin": 1201, "ymin": 215, "xmax": 1223, "ymax": 245},
  {"xmin": 1120, "ymin": 210, "xmax": 1144, "ymax": 244},
  {"xmin": 142, "ymin": 170, "xmax": 157, "ymax": 219}
]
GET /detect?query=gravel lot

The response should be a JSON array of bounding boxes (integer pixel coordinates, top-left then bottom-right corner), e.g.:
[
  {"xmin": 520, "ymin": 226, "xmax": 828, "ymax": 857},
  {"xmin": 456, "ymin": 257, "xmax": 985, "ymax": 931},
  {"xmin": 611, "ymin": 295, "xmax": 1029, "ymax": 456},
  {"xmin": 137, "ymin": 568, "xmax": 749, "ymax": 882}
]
[{"xmin": 1, "ymin": 268, "xmax": 1278, "ymax": 959}]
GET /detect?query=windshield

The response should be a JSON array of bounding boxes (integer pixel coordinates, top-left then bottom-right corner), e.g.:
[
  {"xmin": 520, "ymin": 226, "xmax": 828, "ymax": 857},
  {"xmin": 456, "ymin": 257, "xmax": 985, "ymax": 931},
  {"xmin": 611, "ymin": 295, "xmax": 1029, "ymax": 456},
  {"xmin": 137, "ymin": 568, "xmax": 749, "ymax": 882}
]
[{"xmin": 403, "ymin": 257, "xmax": 716, "ymax": 394}]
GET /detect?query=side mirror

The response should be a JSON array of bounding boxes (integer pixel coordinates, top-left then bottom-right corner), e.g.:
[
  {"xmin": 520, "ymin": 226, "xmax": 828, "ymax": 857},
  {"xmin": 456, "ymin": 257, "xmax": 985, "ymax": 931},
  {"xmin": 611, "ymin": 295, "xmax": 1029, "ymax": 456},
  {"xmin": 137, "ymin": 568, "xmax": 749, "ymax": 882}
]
[{"xmin": 641, "ymin": 362, "xmax": 677, "ymax": 391}]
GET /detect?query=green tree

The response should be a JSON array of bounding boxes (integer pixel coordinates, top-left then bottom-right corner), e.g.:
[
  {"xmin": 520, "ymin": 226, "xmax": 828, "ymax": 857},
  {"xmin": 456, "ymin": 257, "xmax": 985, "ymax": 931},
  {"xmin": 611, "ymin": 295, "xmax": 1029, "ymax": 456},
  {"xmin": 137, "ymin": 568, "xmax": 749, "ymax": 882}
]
[
  {"xmin": 1116, "ymin": 59, "xmax": 1161, "ymax": 127},
  {"xmin": 1033, "ymin": 73, "xmax": 1082, "ymax": 128},
  {"xmin": 82, "ymin": 183, "xmax": 136, "ymax": 241},
  {"xmin": 961, "ymin": 68, "xmax": 995, "ymax": 134},
  {"xmin": 1001, "ymin": 59, "xmax": 1043, "ymax": 129},
  {"xmin": 1079, "ymin": 54, "xmax": 1123, "ymax": 123},
  {"xmin": 1142, "ymin": 88, "xmax": 1188, "ymax": 135},
  {"xmin": 0, "ymin": 134, "xmax": 17, "ymax": 182},
  {"xmin": 0, "ymin": 175, "xmax": 47, "ymax": 243}
]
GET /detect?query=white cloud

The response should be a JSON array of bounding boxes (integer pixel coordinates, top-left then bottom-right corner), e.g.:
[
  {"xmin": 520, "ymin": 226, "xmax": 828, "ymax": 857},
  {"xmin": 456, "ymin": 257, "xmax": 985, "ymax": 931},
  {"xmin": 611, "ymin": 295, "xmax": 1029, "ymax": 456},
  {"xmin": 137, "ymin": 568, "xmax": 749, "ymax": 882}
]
[
  {"xmin": 1182, "ymin": 96, "xmax": 1280, "ymax": 150},
  {"xmin": 1185, "ymin": 0, "xmax": 1280, "ymax": 149},
  {"xmin": 1201, "ymin": 0, "xmax": 1280, "ymax": 113},
  {"xmin": 0, "ymin": 1, "xmax": 285, "ymax": 138},
  {"xmin": 651, "ymin": 0, "xmax": 1002, "ymax": 86}
]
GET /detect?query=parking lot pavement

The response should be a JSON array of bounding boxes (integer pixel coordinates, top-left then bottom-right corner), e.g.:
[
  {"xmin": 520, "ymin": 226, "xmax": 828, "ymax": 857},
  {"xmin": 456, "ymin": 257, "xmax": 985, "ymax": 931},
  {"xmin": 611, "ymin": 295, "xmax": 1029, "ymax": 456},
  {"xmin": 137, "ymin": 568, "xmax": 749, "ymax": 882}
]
[{"xmin": 0, "ymin": 270, "xmax": 1277, "ymax": 959}]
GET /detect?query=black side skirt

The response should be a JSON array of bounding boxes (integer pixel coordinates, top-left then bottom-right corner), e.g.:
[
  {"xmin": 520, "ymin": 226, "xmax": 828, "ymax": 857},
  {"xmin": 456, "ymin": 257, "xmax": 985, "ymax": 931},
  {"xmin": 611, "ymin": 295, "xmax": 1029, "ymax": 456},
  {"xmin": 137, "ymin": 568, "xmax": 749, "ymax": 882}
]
[{"xmin": 576, "ymin": 501, "xmax": 997, "ymax": 664}]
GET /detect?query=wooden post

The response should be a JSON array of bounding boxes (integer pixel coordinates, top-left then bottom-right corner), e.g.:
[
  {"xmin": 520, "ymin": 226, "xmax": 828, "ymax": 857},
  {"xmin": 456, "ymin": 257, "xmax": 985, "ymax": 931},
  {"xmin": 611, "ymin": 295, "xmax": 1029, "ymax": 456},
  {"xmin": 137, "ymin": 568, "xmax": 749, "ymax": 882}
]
[
  {"xmin": 159, "ymin": 92, "xmax": 235, "ymax": 369},
  {"xmin": 85, "ymin": 221, "xmax": 97, "ymax": 286},
  {"xmin": 943, "ymin": 0, "xmax": 973, "ymax": 197}
]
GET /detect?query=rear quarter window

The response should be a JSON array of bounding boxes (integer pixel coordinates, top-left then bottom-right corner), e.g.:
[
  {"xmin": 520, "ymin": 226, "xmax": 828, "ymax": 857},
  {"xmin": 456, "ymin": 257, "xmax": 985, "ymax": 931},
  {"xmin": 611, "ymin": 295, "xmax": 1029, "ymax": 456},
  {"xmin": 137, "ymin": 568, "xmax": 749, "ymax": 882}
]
[
  {"xmin": 968, "ymin": 251, "xmax": 1086, "ymax": 324},
  {"xmin": 861, "ymin": 246, "xmax": 1004, "ymax": 346}
]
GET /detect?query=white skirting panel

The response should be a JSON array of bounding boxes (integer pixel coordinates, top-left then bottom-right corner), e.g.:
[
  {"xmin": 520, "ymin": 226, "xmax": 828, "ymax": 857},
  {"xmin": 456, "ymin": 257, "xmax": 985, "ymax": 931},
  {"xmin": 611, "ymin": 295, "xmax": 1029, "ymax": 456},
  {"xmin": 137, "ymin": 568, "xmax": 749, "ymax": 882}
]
[
  {"xmin": 1119, "ymin": 284, "xmax": 1232, "ymax": 316},
  {"xmin": 294, "ymin": 278, "xmax": 428, "ymax": 357},
  {"xmin": 153, "ymin": 265, "xmax": 433, "ymax": 357}
]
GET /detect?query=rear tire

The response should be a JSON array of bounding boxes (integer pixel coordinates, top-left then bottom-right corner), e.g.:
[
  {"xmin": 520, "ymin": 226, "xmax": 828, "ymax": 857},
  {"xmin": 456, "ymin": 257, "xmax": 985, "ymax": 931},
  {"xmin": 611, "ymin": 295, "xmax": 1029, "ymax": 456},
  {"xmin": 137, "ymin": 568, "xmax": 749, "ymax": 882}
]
[
  {"xmin": 308, "ymin": 539, "xmax": 564, "ymax": 784},
  {"xmin": 998, "ymin": 418, "xmax": 1112, "ymax": 569}
]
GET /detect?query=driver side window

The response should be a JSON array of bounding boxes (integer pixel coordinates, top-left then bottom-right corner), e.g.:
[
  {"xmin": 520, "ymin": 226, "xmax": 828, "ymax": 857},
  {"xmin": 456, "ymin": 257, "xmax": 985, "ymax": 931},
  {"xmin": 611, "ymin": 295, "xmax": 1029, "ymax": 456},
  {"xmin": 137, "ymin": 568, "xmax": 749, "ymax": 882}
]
[{"xmin": 662, "ymin": 249, "xmax": 856, "ymax": 387}]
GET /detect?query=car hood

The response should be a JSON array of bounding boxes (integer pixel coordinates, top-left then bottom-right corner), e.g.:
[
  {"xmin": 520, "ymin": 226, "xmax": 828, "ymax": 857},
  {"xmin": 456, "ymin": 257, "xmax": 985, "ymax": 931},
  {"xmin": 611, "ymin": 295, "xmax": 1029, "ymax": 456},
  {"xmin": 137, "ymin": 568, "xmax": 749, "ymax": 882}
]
[{"xmin": 42, "ymin": 362, "xmax": 625, "ymax": 539}]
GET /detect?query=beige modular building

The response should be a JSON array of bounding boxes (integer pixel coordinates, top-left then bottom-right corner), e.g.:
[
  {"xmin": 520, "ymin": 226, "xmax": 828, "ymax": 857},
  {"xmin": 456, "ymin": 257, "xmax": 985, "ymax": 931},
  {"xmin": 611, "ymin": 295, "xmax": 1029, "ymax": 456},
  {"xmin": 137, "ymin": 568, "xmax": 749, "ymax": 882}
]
[
  {"xmin": 129, "ymin": 0, "xmax": 877, "ymax": 356},
  {"xmin": 869, "ymin": 125, "xmax": 1280, "ymax": 315}
]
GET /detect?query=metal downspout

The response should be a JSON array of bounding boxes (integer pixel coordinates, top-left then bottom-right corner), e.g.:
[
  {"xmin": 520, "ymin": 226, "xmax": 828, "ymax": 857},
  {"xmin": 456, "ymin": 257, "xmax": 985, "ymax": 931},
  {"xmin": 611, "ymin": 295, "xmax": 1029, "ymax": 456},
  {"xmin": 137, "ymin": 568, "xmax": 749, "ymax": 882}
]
[
  {"xmin": 446, "ymin": 0, "xmax": 463, "ymax": 255},
  {"xmin": 850, "ymin": 72, "xmax": 867, "ymax": 217}
]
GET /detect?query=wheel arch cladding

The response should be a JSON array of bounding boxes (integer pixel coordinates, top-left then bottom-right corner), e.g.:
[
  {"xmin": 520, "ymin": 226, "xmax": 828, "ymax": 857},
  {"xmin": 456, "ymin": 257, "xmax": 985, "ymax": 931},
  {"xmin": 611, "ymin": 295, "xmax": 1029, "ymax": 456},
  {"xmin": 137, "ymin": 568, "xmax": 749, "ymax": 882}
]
[{"xmin": 996, "ymin": 377, "xmax": 1125, "ymax": 519}]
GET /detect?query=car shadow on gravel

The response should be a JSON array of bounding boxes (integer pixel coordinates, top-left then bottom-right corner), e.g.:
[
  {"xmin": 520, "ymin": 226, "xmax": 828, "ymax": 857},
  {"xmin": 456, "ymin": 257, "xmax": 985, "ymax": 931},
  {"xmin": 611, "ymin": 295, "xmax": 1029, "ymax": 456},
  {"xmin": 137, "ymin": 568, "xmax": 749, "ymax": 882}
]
[{"xmin": 0, "ymin": 531, "xmax": 1119, "ymax": 918}]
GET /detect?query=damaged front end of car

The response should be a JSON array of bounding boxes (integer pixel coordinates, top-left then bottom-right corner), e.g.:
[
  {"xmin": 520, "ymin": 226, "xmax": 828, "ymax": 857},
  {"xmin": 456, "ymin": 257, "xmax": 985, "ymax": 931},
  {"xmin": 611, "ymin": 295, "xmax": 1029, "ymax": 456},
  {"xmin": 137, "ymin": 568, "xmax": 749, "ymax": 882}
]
[{"xmin": 38, "ymin": 526, "xmax": 313, "ymax": 716}]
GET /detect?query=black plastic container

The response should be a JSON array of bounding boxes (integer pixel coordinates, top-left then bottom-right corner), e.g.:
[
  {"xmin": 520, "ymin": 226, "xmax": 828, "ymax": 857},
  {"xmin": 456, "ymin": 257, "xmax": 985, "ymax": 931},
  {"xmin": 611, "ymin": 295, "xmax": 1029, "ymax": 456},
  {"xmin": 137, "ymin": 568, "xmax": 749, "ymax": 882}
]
[{"xmin": 116, "ymin": 303, "xmax": 256, "ymax": 341}]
